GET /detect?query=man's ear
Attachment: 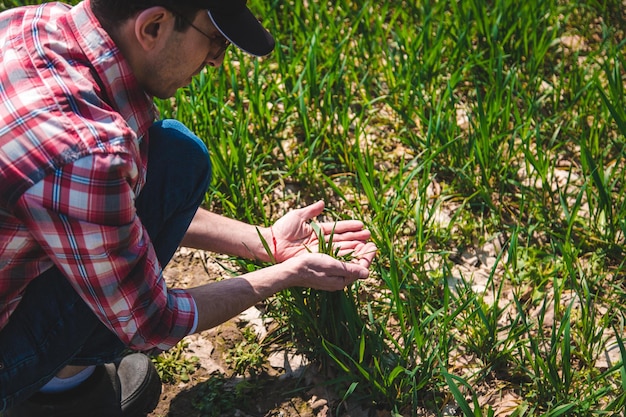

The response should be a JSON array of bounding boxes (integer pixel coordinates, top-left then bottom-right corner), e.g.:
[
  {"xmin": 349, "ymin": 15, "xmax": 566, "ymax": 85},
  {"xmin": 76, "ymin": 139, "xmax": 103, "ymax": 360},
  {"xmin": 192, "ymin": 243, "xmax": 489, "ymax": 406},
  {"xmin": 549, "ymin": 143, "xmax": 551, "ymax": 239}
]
[{"xmin": 133, "ymin": 7, "xmax": 172, "ymax": 51}]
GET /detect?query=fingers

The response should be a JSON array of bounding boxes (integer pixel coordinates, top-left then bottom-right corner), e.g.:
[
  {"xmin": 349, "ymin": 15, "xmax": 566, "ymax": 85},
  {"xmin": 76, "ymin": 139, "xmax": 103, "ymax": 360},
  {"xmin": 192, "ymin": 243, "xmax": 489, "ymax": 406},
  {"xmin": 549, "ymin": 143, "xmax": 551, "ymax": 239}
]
[
  {"xmin": 327, "ymin": 264, "xmax": 369, "ymax": 291},
  {"xmin": 319, "ymin": 253, "xmax": 371, "ymax": 284},
  {"xmin": 341, "ymin": 259, "xmax": 371, "ymax": 280},
  {"xmin": 353, "ymin": 242, "xmax": 377, "ymax": 268},
  {"xmin": 294, "ymin": 253, "xmax": 370, "ymax": 291},
  {"xmin": 277, "ymin": 203, "xmax": 376, "ymax": 271},
  {"xmin": 318, "ymin": 220, "xmax": 365, "ymax": 235},
  {"xmin": 318, "ymin": 235, "xmax": 376, "ymax": 255},
  {"xmin": 293, "ymin": 205, "xmax": 369, "ymax": 244},
  {"xmin": 334, "ymin": 243, "xmax": 377, "ymax": 266},
  {"xmin": 323, "ymin": 230, "xmax": 372, "ymax": 244},
  {"xmin": 316, "ymin": 221, "xmax": 371, "ymax": 247},
  {"xmin": 333, "ymin": 243, "xmax": 370, "ymax": 254},
  {"xmin": 295, "ymin": 200, "xmax": 325, "ymax": 221}
]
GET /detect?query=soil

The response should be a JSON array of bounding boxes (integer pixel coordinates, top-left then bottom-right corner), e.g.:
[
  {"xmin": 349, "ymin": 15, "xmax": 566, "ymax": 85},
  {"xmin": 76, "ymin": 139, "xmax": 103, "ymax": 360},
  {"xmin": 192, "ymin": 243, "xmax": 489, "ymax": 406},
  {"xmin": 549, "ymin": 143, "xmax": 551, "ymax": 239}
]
[
  {"xmin": 147, "ymin": 247, "xmax": 376, "ymax": 417},
  {"xmin": 145, "ymin": 191, "xmax": 621, "ymax": 416},
  {"xmin": 144, "ymin": 241, "xmax": 519, "ymax": 417}
]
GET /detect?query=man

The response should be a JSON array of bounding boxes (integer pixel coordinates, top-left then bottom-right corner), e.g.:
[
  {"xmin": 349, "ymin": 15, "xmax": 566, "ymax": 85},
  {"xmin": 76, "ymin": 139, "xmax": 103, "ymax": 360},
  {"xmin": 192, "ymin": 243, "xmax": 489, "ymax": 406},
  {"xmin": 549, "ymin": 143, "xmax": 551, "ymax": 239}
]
[{"xmin": 0, "ymin": 0, "xmax": 377, "ymax": 416}]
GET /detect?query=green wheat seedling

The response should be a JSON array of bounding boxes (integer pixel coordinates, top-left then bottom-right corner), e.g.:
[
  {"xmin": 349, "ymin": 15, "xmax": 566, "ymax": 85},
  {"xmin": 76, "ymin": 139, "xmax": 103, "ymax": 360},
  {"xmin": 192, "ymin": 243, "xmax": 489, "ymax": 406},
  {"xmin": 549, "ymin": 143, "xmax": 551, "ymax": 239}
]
[
  {"xmin": 3, "ymin": 0, "xmax": 626, "ymax": 413},
  {"xmin": 151, "ymin": 0, "xmax": 625, "ymax": 412},
  {"xmin": 306, "ymin": 221, "xmax": 354, "ymax": 262},
  {"xmin": 257, "ymin": 218, "xmax": 389, "ymax": 400},
  {"xmin": 255, "ymin": 226, "xmax": 276, "ymax": 265}
]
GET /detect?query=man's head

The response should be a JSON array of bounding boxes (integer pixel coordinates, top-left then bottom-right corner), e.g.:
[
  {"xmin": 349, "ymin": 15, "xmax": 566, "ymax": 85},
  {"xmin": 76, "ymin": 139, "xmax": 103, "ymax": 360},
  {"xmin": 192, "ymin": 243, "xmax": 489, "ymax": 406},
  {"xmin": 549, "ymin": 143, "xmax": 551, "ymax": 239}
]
[
  {"xmin": 90, "ymin": 0, "xmax": 274, "ymax": 98},
  {"xmin": 90, "ymin": 0, "xmax": 274, "ymax": 57}
]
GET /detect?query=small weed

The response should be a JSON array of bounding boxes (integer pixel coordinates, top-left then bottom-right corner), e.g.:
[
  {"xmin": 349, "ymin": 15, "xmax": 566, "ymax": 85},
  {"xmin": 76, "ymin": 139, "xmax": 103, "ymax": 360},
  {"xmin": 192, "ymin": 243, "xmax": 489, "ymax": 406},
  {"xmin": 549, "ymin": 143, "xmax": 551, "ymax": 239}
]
[
  {"xmin": 151, "ymin": 340, "xmax": 199, "ymax": 384},
  {"xmin": 191, "ymin": 371, "xmax": 239, "ymax": 417},
  {"xmin": 225, "ymin": 326, "xmax": 265, "ymax": 377}
]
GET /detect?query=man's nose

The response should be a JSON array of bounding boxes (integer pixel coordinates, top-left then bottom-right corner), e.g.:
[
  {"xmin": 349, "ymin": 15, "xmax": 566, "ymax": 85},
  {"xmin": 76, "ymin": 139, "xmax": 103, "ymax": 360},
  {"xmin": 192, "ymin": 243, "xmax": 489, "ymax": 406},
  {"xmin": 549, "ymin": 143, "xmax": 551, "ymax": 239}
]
[{"xmin": 205, "ymin": 54, "xmax": 225, "ymax": 68}]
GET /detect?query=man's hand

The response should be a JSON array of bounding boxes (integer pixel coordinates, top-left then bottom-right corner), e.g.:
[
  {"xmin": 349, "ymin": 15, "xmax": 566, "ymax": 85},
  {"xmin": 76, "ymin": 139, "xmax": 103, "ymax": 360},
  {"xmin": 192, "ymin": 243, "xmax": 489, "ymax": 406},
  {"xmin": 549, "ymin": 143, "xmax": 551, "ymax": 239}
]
[
  {"xmin": 189, "ymin": 248, "xmax": 374, "ymax": 332},
  {"xmin": 281, "ymin": 252, "xmax": 372, "ymax": 291},
  {"xmin": 270, "ymin": 200, "xmax": 376, "ymax": 268},
  {"xmin": 188, "ymin": 201, "xmax": 377, "ymax": 332}
]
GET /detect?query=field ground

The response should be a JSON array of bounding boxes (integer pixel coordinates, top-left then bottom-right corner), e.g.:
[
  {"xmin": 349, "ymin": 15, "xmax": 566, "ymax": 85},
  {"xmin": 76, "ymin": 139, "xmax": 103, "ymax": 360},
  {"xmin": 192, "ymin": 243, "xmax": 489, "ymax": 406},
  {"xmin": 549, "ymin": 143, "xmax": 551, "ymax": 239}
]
[
  {"xmin": 148, "ymin": 248, "xmax": 403, "ymax": 417},
  {"xmin": 1, "ymin": 0, "xmax": 625, "ymax": 415},
  {"xmin": 148, "ymin": 221, "xmax": 622, "ymax": 416},
  {"xmin": 148, "ymin": 249, "xmax": 352, "ymax": 417}
]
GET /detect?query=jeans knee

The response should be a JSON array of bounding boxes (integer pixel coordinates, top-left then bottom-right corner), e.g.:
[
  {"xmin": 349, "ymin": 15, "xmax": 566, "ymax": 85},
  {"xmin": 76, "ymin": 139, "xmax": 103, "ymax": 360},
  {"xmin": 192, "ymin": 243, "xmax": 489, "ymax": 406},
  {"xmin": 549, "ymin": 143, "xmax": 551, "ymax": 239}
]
[{"xmin": 149, "ymin": 119, "xmax": 212, "ymax": 192}]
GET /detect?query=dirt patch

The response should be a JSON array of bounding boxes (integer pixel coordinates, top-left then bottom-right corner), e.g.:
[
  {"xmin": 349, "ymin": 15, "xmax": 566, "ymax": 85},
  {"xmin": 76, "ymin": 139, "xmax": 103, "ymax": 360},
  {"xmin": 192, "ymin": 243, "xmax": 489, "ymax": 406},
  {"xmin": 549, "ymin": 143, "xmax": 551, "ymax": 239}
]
[
  {"xmin": 147, "ymin": 248, "xmax": 376, "ymax": 417},
  {"xmin": 147, "ymin": 222, "xmax": 621, "ymax": 417},
  {"xmin": 143, "ymin": 242, "xmax": 515, "ymax": 417}
]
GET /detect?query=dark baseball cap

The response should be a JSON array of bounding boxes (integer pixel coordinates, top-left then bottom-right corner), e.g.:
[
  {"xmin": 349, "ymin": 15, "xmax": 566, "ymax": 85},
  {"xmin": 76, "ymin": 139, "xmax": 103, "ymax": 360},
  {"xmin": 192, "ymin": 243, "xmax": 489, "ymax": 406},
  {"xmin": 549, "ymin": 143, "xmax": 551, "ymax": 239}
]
[{"xmin": 206, "ymin": 0, "xmax": 275, "ymax": 57}]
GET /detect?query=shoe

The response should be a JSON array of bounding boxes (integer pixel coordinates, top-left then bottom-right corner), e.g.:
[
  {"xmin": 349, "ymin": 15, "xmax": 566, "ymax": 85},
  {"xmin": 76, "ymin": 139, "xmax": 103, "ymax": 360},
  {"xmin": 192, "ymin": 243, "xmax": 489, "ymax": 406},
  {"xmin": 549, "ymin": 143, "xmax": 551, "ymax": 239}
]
[
  {"xmin": 5, "ymin": 353, "xmax": 161, "ymax": 417},
  {"xmin": 118, "ymin": 353, "xmax": 162, "ymax": 416}
]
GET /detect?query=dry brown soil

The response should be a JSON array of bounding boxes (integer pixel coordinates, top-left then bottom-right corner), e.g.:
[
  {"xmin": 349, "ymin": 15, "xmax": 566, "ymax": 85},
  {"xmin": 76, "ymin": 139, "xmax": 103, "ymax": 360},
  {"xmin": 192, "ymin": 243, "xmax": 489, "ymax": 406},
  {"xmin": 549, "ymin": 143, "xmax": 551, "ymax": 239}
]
[{"xmin": 147, "ymin": 248, "xmax": 383, "ymax": 417}]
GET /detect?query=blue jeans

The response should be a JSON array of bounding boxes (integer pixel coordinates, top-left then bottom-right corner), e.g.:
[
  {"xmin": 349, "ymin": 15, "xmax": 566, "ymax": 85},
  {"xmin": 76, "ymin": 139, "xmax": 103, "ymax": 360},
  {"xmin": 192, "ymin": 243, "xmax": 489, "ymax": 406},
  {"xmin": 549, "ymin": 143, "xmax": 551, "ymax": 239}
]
[{"xmin": 0, "ymin": 119, "xmax": 211, "ymax": 411}]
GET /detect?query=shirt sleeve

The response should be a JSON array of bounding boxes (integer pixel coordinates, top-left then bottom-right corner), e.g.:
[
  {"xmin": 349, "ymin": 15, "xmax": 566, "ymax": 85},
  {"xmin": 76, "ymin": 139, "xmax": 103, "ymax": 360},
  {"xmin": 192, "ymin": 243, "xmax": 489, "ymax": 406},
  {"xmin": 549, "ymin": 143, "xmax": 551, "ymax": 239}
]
[{"xmin": 13, "ymin": 152, "xmax": 196, "ymax": 352}]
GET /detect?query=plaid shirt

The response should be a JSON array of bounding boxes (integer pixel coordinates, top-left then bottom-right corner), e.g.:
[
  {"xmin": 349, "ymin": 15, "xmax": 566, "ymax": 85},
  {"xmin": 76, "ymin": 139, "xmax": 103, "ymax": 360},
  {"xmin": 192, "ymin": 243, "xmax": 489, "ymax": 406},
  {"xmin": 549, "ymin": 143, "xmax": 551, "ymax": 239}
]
[{"xmin": 0, "ymin": 0, "xmax": 196, "ymax": 351}]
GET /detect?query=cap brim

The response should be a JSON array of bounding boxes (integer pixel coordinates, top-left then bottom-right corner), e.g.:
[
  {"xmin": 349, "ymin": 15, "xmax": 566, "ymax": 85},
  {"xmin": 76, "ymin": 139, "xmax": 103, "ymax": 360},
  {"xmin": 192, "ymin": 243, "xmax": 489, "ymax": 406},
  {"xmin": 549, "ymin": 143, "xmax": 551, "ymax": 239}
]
[{"xmin": 208, "ymin": 8, "xmax": 275, "ymax": 57}]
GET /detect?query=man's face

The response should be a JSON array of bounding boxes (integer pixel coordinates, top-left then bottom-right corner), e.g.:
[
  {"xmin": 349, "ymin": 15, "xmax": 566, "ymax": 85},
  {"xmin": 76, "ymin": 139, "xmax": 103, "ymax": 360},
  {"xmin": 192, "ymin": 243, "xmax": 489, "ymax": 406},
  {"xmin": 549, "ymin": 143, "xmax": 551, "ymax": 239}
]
[{"xmin": 141, "ymin": 10, "xmax": 227, "ymax": 99}]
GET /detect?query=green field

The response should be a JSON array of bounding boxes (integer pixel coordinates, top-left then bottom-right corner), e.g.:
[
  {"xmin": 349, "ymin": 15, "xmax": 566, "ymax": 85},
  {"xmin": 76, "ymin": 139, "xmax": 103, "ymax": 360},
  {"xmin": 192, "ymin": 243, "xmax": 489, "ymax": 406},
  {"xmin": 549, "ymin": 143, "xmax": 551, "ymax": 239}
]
[{"xmin": 2, "ymin": 0, "xmax": 626, "ymax": 415}]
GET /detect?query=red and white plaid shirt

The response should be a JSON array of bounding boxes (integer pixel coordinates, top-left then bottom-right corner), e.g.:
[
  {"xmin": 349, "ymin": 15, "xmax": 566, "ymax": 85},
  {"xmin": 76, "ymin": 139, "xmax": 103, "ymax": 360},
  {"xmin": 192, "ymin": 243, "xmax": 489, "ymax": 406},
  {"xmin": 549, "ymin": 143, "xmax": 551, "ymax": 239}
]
[{"xmin": 0, "ymin": 0, "xmax": 196, "ymax": 351}]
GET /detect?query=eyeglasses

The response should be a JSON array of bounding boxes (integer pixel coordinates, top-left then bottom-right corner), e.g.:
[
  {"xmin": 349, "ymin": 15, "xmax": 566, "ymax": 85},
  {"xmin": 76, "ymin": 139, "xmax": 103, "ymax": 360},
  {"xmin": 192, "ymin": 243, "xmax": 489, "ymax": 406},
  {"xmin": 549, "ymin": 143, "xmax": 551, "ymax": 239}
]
[{"xmin": 172, "ymin": 10, "xmax": 230, "ymax": 60}]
